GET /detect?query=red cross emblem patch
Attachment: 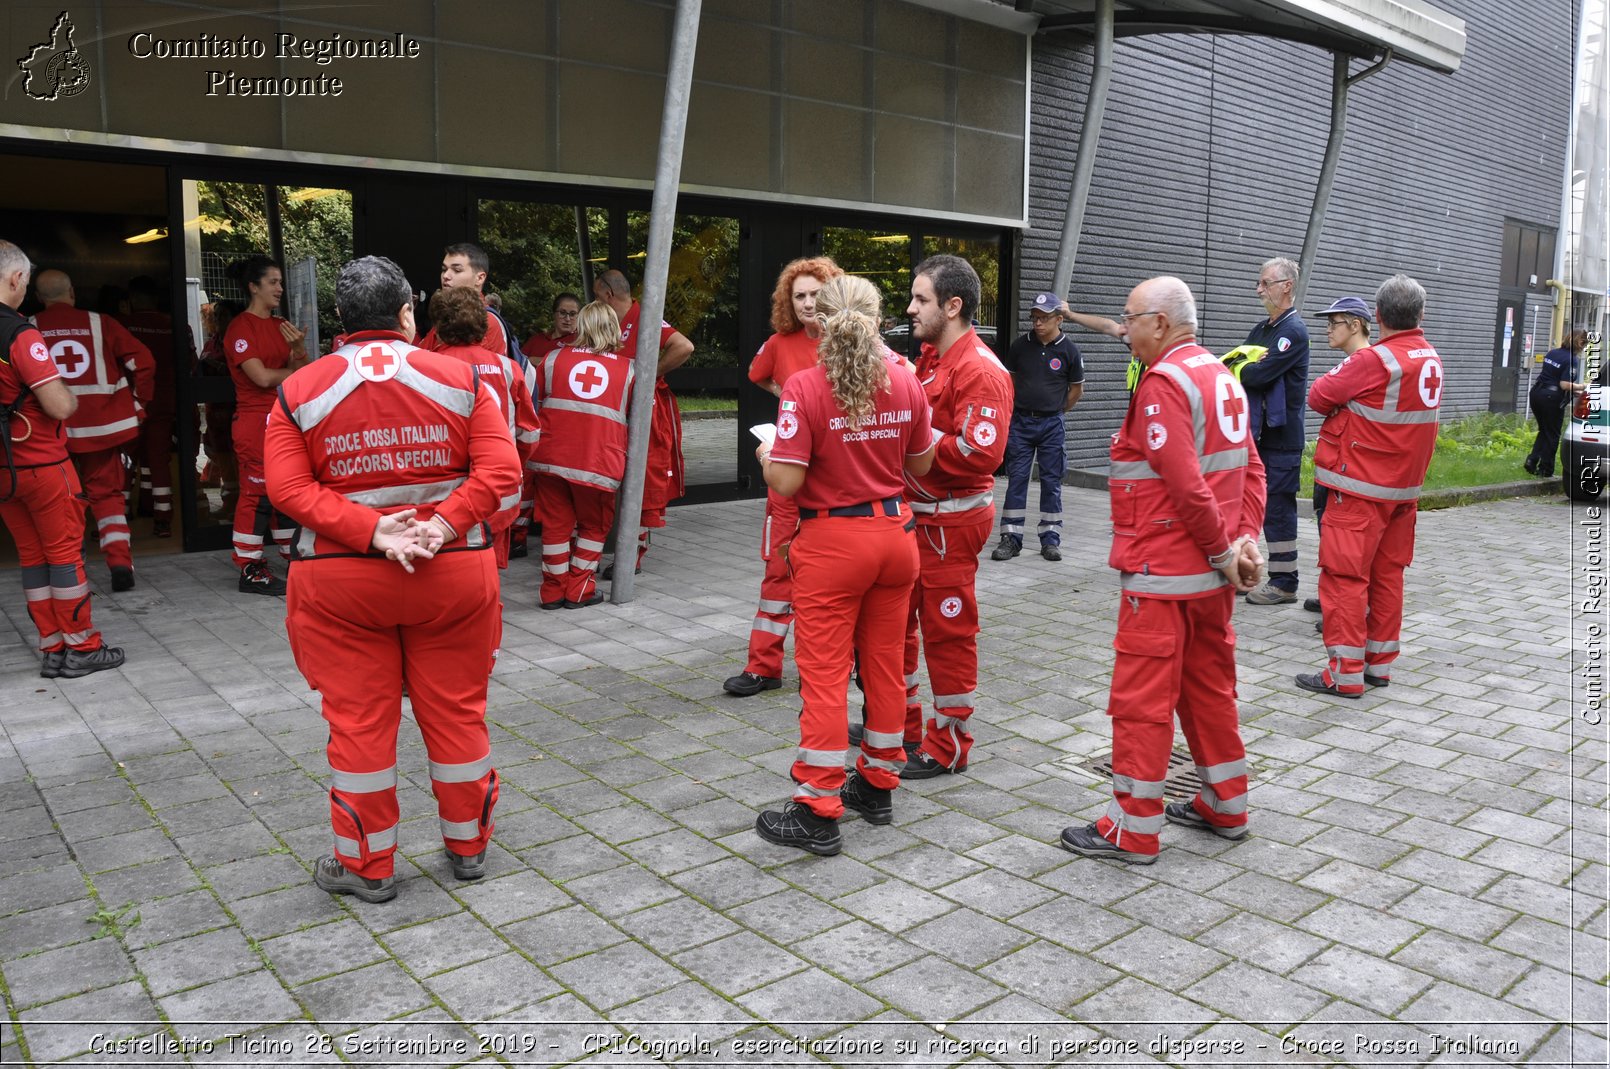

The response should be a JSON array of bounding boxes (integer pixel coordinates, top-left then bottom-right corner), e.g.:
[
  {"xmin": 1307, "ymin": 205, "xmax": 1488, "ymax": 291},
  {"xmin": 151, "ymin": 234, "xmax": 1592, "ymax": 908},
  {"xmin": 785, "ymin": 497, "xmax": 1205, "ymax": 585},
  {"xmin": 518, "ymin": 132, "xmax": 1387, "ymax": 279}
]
[
  {"xmin": 777, "ymin": 412, "xmax": 799, "ymax": 439},
  {"xmin": 569, "ymin": 359, "xmax": 609, "ymax": 400},
  {"xmin": 356, "ymin": 343, "xmax": 401, "ymax": 382},
  {"xmin": 1146, "ymin": 422, "xmax": 1168, "ymax": 450},
  {"xmin": 973, "ymin": 421, "xmax": 997, "ymax": 447},
  {"xmin": 940, "ymin": 596, "xmax": 963, "ymax": 618},
  {"xmin": 29, "ymin": 342, "xmax": 50, "ymax": 363}
]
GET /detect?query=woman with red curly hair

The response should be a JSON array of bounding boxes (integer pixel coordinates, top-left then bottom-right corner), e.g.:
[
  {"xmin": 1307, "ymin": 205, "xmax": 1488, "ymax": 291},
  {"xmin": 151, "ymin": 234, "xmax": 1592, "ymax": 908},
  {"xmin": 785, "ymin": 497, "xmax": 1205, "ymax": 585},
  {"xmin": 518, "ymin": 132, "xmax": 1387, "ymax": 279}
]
[{"xmin": 724, "ymin": 256, "xmax": 845, "ymax": 698}]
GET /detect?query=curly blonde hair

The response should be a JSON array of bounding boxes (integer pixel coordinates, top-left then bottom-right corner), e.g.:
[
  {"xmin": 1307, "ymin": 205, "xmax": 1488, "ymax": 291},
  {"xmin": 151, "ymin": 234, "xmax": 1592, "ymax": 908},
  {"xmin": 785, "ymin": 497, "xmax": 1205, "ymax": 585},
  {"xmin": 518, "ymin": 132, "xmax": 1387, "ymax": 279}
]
[
  {"xmin": 815, "ymin": 275, "xmax": 888, "ymax": 431},
  {"xmin": 770, "ymin": 256, "xmax": 843, "ymax": 335}
]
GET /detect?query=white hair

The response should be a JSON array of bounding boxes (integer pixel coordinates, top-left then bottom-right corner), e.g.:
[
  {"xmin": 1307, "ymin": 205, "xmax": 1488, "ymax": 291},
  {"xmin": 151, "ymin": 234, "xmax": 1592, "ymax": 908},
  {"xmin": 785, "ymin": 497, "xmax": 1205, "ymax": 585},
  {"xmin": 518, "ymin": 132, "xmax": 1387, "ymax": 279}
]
[{"xmin": 1151, "ymin": 276, "xmax": 1198, "ymax": 330}]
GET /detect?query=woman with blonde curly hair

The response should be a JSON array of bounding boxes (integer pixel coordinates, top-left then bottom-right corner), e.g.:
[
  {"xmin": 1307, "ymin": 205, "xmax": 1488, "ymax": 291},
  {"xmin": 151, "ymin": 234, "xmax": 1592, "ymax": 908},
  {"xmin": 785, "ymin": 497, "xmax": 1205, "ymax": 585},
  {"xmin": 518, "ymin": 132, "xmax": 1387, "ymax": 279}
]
[
  {"xmin": 725, "ymin": 256, "xmax": 845, "ymax": 698},
  {"xmin": 752, "ymin": 274, "xmax": 935, "ymax": 855}
]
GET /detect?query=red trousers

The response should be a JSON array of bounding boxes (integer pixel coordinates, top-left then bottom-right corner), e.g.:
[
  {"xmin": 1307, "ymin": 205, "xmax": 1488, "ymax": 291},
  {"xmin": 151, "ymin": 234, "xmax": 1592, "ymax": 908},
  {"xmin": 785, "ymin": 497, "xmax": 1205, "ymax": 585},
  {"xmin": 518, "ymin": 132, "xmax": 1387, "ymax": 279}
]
[
  {"xmin": 744, "ymin": 492, "xmax": 798, "ymax": 678},
  {"xmin": 791, "ymin": 513, "xmax": 918, "ymax": 818},
  {"xmin": 286, "ymin": 550, "xmax": 502, "ymax": 879},
  {"xmin": 0, "ymin": 461, "xmax": 103, "ymax": 652},
  {"xmin": 535, "ymin": 474, "xmax": 616, "ymax": 606},
  {"xmin": 1317, "ymin": 491, "xmax": 1417, "ymax": 694},
  {"xmin": 231, "ymin": 410, "xmax": 293, "ymax": 568},
  {"xmin": 138, "ymin": 411, "xmax": 175, "ymax": 521},
  {"xmin": 904, "ymin": 510, "xmax": 993, "ymax": 768},
  {"xmin": 1096, "ymin": 590, "xmax": 1247, "ymax": 856},
  {"xmin": 72, "ymin": 447, "xmax": 134, "ymax": 571}
]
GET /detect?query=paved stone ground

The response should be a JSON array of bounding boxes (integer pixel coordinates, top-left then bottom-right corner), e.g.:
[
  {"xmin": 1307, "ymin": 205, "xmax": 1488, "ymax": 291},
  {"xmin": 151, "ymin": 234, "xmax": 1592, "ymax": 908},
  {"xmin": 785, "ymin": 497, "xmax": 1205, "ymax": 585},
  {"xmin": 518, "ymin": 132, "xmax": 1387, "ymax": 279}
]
[{"xmin": 0, "ymin": 482, "xmax": 1605, "ymax": 1068}]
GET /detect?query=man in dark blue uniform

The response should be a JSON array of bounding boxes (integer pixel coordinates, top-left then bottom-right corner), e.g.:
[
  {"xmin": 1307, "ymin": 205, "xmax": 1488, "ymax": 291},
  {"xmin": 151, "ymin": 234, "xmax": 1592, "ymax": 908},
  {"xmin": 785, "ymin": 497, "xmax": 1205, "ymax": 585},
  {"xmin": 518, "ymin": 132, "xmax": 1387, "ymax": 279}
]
[
  {"xmin": 1237, "ymin": 257, "xmax": 1310, "ymax": 605},
  {"xmin": 992, "ymin": 292, "xmax": 1084, "ymax": 562},
  {"xmin": 1525, "ymin": 329, "xmax": 1587, "ymax": 478}
]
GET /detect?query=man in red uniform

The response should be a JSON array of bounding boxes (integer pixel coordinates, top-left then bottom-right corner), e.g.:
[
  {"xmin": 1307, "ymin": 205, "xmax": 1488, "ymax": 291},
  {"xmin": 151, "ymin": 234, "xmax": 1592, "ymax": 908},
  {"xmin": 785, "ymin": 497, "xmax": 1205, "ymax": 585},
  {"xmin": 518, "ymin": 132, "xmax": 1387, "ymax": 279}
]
[
  {"xmin": 596, "ymin": 269, "xmax": 695, "ymax": 577},
  {"xmin": 725, "ymin": 256, "xmax": 843, "ymax": 698},
  {"xmin": 1299, "ymin": 274, "xmax": 1443, "ymax": 698},
  {"xmin": 1060, "ymin": 276, "xmax": 1266, "ymax": 865},
  {"xmin": 121, "ymin": 276, "xmax": 192, "ymax": 539},
  {"xmin": 0, "ymin": 240, "xmax": 125, "ymax": 678},
  {"xmin": 32, "ymin": 269, "xmax": 154, "ymax": 592},
  {"xmin": 898, "ymin": 255, "xmax": 1014, "ymax": 778},
  {"xmin": 266, "ymin": 255, "xmax": 520, "ymax": 903}
]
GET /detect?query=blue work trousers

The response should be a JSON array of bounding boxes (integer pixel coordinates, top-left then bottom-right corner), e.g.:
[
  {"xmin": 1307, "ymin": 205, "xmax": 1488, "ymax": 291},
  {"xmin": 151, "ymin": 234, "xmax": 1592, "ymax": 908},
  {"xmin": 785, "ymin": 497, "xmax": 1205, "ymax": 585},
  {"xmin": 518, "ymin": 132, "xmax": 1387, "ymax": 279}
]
[
  {"xmin": 1260, "ymin": 447, "xmax": 1302, "ymax": 593},
  {"xmin": 1000, "ymin": 412, "xmax": 1066, "ymax": 547}
]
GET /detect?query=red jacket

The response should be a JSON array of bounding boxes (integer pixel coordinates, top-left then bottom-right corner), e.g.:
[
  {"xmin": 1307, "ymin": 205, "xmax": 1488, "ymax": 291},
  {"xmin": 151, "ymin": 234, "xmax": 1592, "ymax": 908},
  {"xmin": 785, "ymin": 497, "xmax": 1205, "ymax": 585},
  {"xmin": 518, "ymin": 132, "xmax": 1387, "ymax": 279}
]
[
  {"xmin": 31, "ymin": 305, "xmax": 154, "ymax": 453},
  {"xmin": 531, "ymin": 345, "xmax": 635, "ymax": 491},
  {"xmin": 120, "ymin": 309, "xmax": 192, "ymax": 418},
  {"xmin": 264, "ymin": 331, "xmax": 520, "ymax": 559},
  {"xmin": 1310, "ymin": 329, "xmax": 1443, "ymax": 502},
  {"xmin": 903, "ymin": 327, "xmax": 1014, "ymax": 524},
  {"xmin": 1108, "ymin": 342, "xmax": 1267, "ymax": 598},
  {"xmin": 434, "ymin": 341, "xmax": 540, "ymax": 532}
]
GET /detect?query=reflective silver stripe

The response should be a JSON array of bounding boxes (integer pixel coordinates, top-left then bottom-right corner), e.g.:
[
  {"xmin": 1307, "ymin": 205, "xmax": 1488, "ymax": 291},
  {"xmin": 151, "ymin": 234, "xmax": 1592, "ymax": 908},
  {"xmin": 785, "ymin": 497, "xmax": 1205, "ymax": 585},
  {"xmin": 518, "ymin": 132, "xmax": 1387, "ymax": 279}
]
[
  {"xmin": 1111, "ymin": 774, "xmax": 1167, "ymax": 799},
  {"xmin": 1200, "ymin": 791, "xmax": 1248, "ymax": 815},
  {"xmin": 1331, "ymin": 670, "xmax": 1365, "ymax": 686},
  {"xmin": 97, "ymin": 515, "xmax": 122, "ymax": 529},
  {"xmin": 793, "ymin": 783, "xmax": 838, "ymax": 798},
  {"xmin": 541, "ymin": 543, "xmax": 570, "ymax": 555},
  {"xmin": 396, "ymin": 360, "xmax": 475, "ymax": 417},
  {"xmin": 1344, "ymin": 400, "xmax": 1440, "ymax": 425},
  {"xmin": 753, "ymin": 618, "xmax": 790, "ymax": 636},
  {"xmin": 25, "ymin": 586, "xmax": 51, "ymax": 602},
  {"xmin": 999, "ymin": 511, "xmax": 1025, "ymax": 522},
  {"xmin": 1365, "ymin": 639, "xmax": 1400, "ymax": 653},
  {"xmin": 1120, "ymin": 570, "xmax": 1226, "ymax": 594},
  {"xmin": 862, "ymin": 756, "xmax": 904, "ymax": 773},
  {"xmin": 1148, "ymin": 361, "xmax": 1206, "ymax": 454},
  {"xmin": 66, "ymin": 417, "xmax": 140, "ymax": 439},
  {"xmin": 572, "ymin": 558, "xmax": 599, "ymax": 572},
  {"xmin": 1002, "ymin": 519, "xmax": 1024, "ymax": 534},
  {"xmin": 466, "ymin": 524, "xmax": 488, "ymax": 549},
  {"xmin": 331, "ymin": 766, "xmax": 398, "ymax": 794},
  {"xmin": 955, "ymin": 403, "xmax": 976, "ymax": 455},
  {"xmin": 543, "ymin": 397, "xmax": 627, "ymax": 424},
  {"xmin": 1103, "ymin": 800, "xmax": 1164, "ymax": 835},
  {"xmin": 542, "ymin": 562, "xmax": 568, "ymax": 574},
  {"xmin": 757, "ymin": 599, "xmax": 792, "ymax": 614},
  {"xmin": 1036, "ymin": 519, "xmax": 1061, "ymax": 530},
  {"xmin": 529, "ymin": 462, "xmax": 621, "ymax": 491},
  {"xmin": 1195, "ymin": 759, "xmax": 1247, "ymax": 784},
  {"xmin": 1328, "ymin": 644, "xmax": 1367, "ymax": 659},
  {"xmin": 1265, "ymin": 540, "xmax": 1297, "ymax": 553},
  {"xmin": 65, "ymin": 382, "xmax": 126, "ymax": 396},
  {"xmin": 344, "ymin": 478, "xmax": 465, "ymax": 509},
  {"xmin": 904, "ymin": 673, "xmax": 920, "ymax": 688},
  {"xmin": 863, "ymin": 729, "xmax": 905, "ymax": 748},
  {"xmin": 429, "ymin": 754, "xmax": 493, "ymax": 784},
  {"xmin": 99, "ymin": 532, "xmax": 131, "ymax": 547},
  {"xmin": 1109, "ymin": 460, "xmax": 1159, "ymax": 480},
  {"xmin": 516, "ymin": 427, "xmax": 541, "ymax": 444},
  {"xmin": 439, "ymin": 817, "xmax": 480, "ymax": 839},
  {"xmin": 909, "ymin": 490, "xmax": 993, "ymax": 513},
  {"xmin": 62, "ymin": 630, "xmax": 92, "ymax": 645},
  {"xmin": 1039, "ymin": 511, "xmax": 1063, "ymax": 520},
  {"xmin": 1267, "ymin": 561, "xmax": 1297, "ymax": 573},
  {"xmin": 797, "ymin": 748, "xmax": 846, "ymax": 767},
  {"xmin": 52, "ymin": 582, "xmax": 91, "ymax": 598},
  {"xmin": 333, "ymin": 824, "xmax": 399, "ymax": 856},
  {"xmin": 498, "ymin": 491, "xmax": 521, "ymax": 511},
  {"xmin": 932, "ymin": 712, "xmax": 966, "ymax": 730},
  {"xmin": 291, "ymin": 356, "xmax": 366, "ymax": 429},
  {"xmin": 1199, "ymin": 447, "xmax": 1249, "ymax": 474},
  {"xmin": 933, "ymin": 692, "xmax": 975, "ymax": 709},
  {"xmin": 577, "ymin": 537, "xmax": 606, "ymax": 553}
]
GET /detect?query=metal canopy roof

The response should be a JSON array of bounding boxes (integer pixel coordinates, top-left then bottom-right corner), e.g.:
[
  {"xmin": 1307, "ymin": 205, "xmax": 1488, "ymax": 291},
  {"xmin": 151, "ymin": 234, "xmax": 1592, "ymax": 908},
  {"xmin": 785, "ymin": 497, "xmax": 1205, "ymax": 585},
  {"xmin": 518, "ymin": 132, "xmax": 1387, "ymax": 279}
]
[{"xmin": 1022, "ymin": 0, "xmax": 1467, "ymax": 72}]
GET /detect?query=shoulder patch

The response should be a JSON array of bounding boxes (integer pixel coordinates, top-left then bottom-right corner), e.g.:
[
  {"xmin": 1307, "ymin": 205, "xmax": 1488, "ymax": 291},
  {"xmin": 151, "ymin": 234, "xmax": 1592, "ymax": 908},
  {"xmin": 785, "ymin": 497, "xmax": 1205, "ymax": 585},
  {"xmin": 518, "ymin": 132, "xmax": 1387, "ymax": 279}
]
[
  {"xmin": 233, "ymin": 338, "xmax": 248, "ymax": 354},
  {"xmin": 30, "ymin": 341, "xmax": 50, "ymax": 363},
  {"xmin": 1278, "ymin": 337, "xmax": 1292, "ymax": 352},
  {"xmin": 1145, "ymin": 422, "xmax": 1167, "ymax": 450}
]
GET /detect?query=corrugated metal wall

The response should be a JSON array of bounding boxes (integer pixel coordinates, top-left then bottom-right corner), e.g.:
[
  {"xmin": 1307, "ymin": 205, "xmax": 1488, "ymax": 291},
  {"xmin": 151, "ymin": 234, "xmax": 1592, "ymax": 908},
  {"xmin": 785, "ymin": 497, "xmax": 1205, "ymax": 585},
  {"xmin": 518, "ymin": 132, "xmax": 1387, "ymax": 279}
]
[{"xmin": 1021, "ymin": 0, "xmax": 1574, "ymax": 471}]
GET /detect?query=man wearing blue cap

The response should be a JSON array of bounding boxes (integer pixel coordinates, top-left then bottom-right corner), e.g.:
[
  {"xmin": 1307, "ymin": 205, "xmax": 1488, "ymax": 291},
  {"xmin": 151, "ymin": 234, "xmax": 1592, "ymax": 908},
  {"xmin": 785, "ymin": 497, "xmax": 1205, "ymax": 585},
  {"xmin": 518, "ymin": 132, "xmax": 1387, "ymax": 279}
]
[
  {"xmin": 991, "ymin": 292, "xmax": 1085, "ymax": 562},
  {"xmin": 1302, "ymin": 296, "xmax": 1374, "ymax": 615}
]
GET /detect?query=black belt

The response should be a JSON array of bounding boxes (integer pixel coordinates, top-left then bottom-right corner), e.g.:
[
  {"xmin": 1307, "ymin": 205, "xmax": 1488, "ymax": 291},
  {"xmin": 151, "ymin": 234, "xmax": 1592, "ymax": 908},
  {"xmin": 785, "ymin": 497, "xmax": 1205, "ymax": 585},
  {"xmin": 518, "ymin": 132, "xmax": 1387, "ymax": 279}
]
[
  {"xmin": 798, "ymin": 496, "xmax": 903, "ymax": 520},
  {"xmin": 1016, "ymin": 408, "xmax": 1059, "ymax": 418}
]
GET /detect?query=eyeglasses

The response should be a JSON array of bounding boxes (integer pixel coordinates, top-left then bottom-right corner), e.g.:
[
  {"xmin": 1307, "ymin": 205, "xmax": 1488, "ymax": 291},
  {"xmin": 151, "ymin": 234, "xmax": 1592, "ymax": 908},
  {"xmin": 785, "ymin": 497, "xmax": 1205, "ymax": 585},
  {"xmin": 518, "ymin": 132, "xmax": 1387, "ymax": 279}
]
[
  {"xmin": 1119, "ymin": 310, "xmax": 1163, "ymax": 323},
  {"xmin": 1256, "ymin": 277, "xmax": 1292, "ymax": 290}
]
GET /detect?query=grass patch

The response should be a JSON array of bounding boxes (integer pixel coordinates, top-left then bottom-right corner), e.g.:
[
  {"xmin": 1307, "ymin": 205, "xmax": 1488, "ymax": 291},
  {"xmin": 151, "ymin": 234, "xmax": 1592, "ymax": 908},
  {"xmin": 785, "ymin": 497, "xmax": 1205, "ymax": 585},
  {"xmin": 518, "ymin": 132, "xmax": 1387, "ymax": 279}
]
[
  {"xmin": 1302, "ymin": 412, "xmax": 1535, "ymax": 496},
  {"xmin": 678, "ymin": 393, "xmax": 738, "ymax": 413}
]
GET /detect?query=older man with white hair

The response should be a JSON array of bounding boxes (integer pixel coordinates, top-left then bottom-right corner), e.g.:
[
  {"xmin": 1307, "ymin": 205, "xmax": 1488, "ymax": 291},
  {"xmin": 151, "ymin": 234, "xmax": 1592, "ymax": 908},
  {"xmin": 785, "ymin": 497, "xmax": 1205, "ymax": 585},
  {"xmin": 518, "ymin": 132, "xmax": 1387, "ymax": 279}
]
[{"xmin": 1060, "ymin": 276, "xmax": 1265, "ymax": 865}]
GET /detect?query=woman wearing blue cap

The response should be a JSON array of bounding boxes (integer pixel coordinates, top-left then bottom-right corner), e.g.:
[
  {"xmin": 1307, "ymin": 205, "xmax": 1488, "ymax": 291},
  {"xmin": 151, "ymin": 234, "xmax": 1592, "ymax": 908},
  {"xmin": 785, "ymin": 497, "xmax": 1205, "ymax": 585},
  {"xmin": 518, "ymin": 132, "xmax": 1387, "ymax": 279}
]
[{"xmin": 1304, "ymin": 297, "xmax": 1374, "ymax": 618}]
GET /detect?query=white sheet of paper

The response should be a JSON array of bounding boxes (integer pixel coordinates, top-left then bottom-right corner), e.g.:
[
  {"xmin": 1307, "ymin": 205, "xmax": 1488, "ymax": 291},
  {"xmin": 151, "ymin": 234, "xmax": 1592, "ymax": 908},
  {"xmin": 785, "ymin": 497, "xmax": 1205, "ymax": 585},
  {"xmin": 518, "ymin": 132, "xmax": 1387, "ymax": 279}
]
[{"xmin": 750, "ymin": 423, "xmax": 777, "ymax": 447}]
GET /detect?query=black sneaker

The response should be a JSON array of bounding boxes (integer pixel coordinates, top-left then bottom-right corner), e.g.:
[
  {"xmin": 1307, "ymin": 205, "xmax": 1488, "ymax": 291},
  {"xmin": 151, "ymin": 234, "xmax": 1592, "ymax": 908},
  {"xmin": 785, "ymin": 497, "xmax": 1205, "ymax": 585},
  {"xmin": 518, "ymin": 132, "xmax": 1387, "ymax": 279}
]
[
  {"xmin": 1041, "ymin": 544, "xmax": 1062, "ymax": 562},
  {"xmin": 110, "ymin": 566, "xmax": 136, "ymax": 592},
  {"xmin": 990, "ymin": 536, "xmax": 1021, "ymax": 561},
  {"xmin": 446, "ymin": 847, "xmax": 486, "ymax": 881},
  {"xmin": 563, "ymin": 592, "xmax": 606, "ymax": 609},
  {"xmin": 509, "ymin": 540, "xmax": 529, "ymax": 559},
  {"xmin": 599, "ymin": 559, "xmax": 642, "ymax": 581},
  {"xmin": 239, "ymin": 561, "xmax": 286, "ymax": 596},
  {"xmin": 1365, "ymin": 674, "xmax": 1390, "ymax": 688},
  {"xmin": 152, "ymin": 516, "xmax": 172, "ymax": 538},
  {"xmin": 840, "ymin": 771, "xmax": 893, "ymax": 825},
  {"xmin": 1523, "ymin": 456, "xmax": 1538, "ymax": 476},
  {"xmin": 59, "ymin": 645, "xmax": 125, "ymax": 679},
  {"xmin": 313, "ymin": 855, "xmax": 396, "ymax": 903},
  {"xmin": 903, "ymin": 748, "xmax": 965, "ymax": 779},
  {"xmin": 1295, "ymin": 672, "xmax": 1361, "ymax": 699},
  {"xmin": 754, "ymin": 802, "xmax": 841, "ymax": 855},
  {"xmin": 40, "ymin": 649, "xmax": 66, "ymax": 679},
  {"xmin": 1302, "ymin": 597, "xmax": 1322, "ymax": 613},
  {"xmin": 723, "ymin": 671, "xmax": 781, "ymax": 697},
  {"xmin": 539, "ymin": 599, "xmax": 565, "ymax": 611},
  {"xmin": 1059, "ymin": 823, "xmax": 1157, "ymax": 865},
  {"xmin": 1163, "ymin": 800, "xmax": 1249, "ymax": 840}
]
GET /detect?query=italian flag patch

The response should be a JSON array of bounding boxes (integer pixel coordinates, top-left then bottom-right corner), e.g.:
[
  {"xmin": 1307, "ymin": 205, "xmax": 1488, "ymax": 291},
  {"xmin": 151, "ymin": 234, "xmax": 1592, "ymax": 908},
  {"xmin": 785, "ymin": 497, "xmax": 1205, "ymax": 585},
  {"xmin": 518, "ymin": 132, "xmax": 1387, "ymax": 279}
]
[
  {"xmin": 981, "ymin": 406, "xmax": 996, "ymax": 418},
  {"xmin": 780, "ymin": 400, "xmax": 797, "ymax": 411}
]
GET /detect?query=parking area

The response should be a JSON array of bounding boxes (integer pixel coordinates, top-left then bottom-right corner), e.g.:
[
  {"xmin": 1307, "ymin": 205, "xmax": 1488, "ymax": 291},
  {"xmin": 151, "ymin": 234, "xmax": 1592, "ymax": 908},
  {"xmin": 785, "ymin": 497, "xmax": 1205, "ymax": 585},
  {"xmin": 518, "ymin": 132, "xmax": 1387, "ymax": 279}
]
[{"xmin": 0, "ymin": 482, "xmax": 1604, "ymax": 1067}]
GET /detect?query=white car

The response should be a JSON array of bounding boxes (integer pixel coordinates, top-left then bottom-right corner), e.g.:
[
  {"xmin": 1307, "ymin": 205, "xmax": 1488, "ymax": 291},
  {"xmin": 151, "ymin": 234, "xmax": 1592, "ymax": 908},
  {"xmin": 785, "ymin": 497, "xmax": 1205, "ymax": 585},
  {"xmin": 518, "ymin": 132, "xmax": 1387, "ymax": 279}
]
[{"xmin": 1562, "ymin": 385, "xmax": 1607, "ymax": 501}]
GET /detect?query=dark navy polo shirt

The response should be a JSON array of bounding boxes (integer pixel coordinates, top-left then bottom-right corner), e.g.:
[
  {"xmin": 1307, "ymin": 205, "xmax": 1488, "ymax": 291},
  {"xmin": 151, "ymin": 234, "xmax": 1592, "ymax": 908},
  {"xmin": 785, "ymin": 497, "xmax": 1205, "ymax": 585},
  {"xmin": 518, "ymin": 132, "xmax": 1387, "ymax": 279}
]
[
  {"xmin": 1532, "ymin": 346, "xmax": 1579, "ymax": 404},
  {"xmin": 1239, "ymin": 308, "xmax": 1310, "ymax": 453},
  {"xmin": 1005, "ymin": 331, "xmax": 1084, "ymax": 412}
]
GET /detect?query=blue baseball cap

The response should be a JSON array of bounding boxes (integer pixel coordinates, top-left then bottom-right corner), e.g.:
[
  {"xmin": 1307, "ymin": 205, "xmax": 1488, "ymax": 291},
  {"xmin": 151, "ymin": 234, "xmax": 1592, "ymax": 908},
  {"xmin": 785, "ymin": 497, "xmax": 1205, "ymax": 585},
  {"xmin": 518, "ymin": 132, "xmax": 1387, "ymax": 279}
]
[
  {"xmin": 1031, "ymin": 292, "xmax": 1064, "ymax": 315},
  {"xmin": 1315, "ymin": 296, "xmax": 1372, "ymax": 322}
]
